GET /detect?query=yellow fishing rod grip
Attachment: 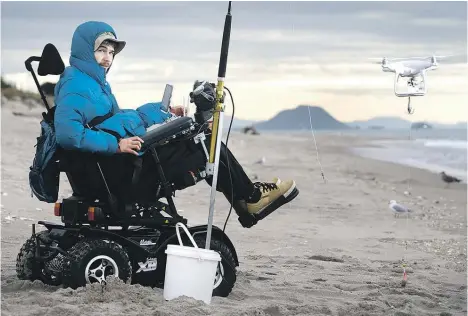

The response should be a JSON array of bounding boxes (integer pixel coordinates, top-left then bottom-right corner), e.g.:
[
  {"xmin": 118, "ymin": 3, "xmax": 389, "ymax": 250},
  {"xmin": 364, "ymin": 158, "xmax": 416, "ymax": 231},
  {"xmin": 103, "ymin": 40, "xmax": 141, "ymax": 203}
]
[{"xmin": 208, "ymin": 80, "xmax": 225, "ymax": 163}]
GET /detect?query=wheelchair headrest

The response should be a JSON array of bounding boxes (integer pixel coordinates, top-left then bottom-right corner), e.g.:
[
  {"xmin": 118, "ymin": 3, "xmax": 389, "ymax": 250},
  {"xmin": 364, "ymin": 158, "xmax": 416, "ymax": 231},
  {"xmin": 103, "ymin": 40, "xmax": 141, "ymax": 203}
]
[{"xmin": 37, "ymin": 43, "xmax": 65, "ymax": 76}]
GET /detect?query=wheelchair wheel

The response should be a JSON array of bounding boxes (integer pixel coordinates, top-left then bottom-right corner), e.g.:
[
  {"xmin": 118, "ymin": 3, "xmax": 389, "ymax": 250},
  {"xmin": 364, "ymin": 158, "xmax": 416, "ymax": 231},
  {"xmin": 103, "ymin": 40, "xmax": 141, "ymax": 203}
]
[
  {"xmin": 16, "ymin": 230, "xmax": 62, "ymax": 286},
  {"xmin": 193, "ymin": 236, "xmax": 237, "ymax": 297},
  {"xmin": 62, "ymin": 238, "xmax": 132, "ymax": 289}
]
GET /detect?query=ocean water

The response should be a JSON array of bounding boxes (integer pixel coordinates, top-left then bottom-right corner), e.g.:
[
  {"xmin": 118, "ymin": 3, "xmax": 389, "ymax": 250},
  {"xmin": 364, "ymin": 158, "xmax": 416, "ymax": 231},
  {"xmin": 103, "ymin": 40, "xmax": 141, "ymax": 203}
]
[
  {"xmin": 348, "ymin": 128, "xmax": 467, "ymax": 181},
  {"xmin": 258, "ymin": 128, "xmax": 467, "ymax": 181}
]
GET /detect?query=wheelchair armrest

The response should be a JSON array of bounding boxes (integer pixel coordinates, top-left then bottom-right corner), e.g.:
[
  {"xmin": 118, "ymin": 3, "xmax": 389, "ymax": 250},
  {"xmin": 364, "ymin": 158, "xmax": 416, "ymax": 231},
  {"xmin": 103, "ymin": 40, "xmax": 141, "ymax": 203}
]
[{"xmin": 141, "ymin": 117, "xmax": 195, "ymax": 150}]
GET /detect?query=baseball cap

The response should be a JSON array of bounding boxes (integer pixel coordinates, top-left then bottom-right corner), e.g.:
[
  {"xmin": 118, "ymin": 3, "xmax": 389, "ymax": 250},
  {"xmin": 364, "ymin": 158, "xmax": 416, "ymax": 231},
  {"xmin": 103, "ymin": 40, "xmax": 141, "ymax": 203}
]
[{"xmin": 94, "ymin": 32, "xmax": 126, "ymax": 55}]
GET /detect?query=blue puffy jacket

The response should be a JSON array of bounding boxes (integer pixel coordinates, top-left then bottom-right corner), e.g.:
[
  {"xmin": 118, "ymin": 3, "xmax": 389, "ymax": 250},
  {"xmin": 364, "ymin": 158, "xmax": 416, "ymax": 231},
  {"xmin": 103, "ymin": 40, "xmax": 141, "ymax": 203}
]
[{"xmin": 54, "ymin": 21, "xmax": 170, "ymax": 155}]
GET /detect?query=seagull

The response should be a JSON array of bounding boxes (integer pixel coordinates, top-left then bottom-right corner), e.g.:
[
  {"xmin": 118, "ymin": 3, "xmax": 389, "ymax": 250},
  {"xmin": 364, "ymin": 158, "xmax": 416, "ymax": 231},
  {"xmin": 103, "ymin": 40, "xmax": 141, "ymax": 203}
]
[
  {"xmin": 440, "ymin": 171, "xmax": 461, "ymax": 188},
  {"xmin": 389, "ymin": 200, "xmax": 411, "ymax": 218}
]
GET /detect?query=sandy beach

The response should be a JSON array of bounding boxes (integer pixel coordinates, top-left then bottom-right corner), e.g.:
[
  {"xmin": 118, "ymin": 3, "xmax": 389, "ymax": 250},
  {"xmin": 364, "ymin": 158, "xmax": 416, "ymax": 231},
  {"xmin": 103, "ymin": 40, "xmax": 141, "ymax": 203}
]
[{"xmin": 1, "ymin": 105, "xmax": 466, "ymax": 316}]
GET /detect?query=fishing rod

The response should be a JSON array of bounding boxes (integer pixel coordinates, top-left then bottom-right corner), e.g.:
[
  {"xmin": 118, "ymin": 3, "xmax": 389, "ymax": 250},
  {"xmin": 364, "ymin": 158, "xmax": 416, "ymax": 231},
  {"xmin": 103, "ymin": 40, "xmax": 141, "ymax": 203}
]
[{"xmin": 205, "ymin": 1, "xmax": 233, "ymax": 249}]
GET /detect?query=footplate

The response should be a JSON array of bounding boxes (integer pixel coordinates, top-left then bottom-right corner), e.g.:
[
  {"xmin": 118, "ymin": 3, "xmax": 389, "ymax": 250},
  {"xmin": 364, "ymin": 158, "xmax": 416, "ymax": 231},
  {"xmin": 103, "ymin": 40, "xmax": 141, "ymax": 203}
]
[{"xmin": 237, "ymin": 187, "xmax": 300, "ymax": 228}]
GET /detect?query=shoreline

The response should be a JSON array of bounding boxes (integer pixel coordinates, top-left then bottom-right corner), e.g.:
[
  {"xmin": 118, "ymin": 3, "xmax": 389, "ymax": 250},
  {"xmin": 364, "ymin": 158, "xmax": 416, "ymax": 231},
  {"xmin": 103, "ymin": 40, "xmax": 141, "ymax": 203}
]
[{"xmin": 350, "ymin": 143, "xmax": 467, "ymax": 182}]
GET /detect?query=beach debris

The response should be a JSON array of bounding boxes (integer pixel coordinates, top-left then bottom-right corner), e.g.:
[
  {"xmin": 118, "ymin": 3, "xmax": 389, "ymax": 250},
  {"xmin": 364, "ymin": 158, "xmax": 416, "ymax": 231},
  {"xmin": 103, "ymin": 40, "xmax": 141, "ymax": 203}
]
[
  {"xmin": 242, "ymin": 125, "xmax": 259, "ymax": 135},
  {"xmin": 19, "ymin": 217, "xmax": 34, "ymax": 221},
  {"xmin": 35, "ymin": 208, "xmax": 42, "ymax": 211},
  {"xmin": 401, "ymin": 266, "xmax": 408, "ymax": 287},
  {"xmin": 404, "ymin": 191, "xmax": 411, "ymax": 196},
  {"xmin": 2, "ymin": 192, "xmax": 8, "ymax": 196},
  {"xmin": 384, "ymin": 300, "xmax": 395, "ymax": 309},
  {"xmin": 254, "ymin": 156, "xmax": 266, "ymax": 165},
  {"xmin": 307, "ymin": 255, "xmax": 344, "ymax": 263},
  {"xmin": 389, "ymin": 200, "xmax": 411, "ymax": 217}
]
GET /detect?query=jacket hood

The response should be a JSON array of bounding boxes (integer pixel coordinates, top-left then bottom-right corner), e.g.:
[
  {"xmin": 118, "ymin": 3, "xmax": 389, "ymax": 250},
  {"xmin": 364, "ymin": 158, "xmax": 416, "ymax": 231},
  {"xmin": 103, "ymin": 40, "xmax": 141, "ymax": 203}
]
[{"xmin": 70, "ymin": 21, "xmax": 121, "ymax": 85}]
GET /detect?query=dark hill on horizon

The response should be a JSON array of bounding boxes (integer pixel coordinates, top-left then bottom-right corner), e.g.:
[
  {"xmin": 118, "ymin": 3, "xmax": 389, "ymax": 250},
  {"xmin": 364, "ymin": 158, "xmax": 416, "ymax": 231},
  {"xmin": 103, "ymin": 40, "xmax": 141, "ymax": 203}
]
[{"xmin": 254, "ymin": 105, "xmax": 350, "ymax": 131}]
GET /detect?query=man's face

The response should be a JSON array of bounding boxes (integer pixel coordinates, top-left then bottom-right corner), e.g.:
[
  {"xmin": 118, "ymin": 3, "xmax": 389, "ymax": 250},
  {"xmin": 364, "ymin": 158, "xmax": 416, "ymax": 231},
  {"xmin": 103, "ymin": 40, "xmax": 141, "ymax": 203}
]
[{"xmin": 94, "ymin": 43, "xmax": 115, "ymax": 70}]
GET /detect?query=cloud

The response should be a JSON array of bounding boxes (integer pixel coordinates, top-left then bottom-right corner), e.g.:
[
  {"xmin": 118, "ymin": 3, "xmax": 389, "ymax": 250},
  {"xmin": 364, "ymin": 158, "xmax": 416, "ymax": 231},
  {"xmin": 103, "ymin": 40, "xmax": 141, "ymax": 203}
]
[
  {"xmin": 1, "ymin": 1, "xmax": 466, "ymax": 123},
  {"xmin": 412, "ymin": 17, "xmax": 467, "ymax": 27},
  {"xmin": 354, "ymin": 11, "xmax": 388, "ymax": 20},
  {"xmin": 313, "ymin": 87, "xmax": 394, "ymax": 97}
]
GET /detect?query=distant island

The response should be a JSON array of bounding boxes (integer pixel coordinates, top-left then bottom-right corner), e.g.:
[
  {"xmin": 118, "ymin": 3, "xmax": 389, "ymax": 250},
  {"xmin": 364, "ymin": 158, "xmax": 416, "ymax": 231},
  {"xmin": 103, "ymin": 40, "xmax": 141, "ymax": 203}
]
[{"xmin": 253, "ymin": 105, "xmax": 350, "ymax": 131}]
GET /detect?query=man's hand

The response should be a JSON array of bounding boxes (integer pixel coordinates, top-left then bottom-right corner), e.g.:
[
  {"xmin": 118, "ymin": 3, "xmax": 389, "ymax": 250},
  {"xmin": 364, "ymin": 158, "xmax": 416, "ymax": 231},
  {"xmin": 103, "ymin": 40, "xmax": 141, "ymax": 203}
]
[
  {"xmin": 117, "ymin": 136, "xmax": 144, "ymax": 155},
  {"xmin": 169, "ymin": 105, "xmax": 186, "ymax": 117}
]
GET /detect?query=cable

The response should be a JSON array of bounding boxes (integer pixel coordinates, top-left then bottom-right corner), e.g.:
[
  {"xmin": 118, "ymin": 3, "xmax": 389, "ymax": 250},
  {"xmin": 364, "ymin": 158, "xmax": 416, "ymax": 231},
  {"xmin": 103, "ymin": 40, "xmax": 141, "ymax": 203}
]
[
  {"xmin": 401, "ymin": 109, "xmax": 414, "ymax": 286},
  {"xmin": 307, "ymin": 105, "xmax": 327, "ymax": 183},
  {"xmin": 221, "ymin": 86, "xmax": 235, "ymax": 234}
]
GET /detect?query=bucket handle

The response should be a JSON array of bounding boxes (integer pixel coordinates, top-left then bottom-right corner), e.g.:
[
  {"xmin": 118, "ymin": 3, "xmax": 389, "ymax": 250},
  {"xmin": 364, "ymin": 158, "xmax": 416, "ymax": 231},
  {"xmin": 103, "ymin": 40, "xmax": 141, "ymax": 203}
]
[{"xmin": 175, "ymin": 222, "xmax": 198, "ymax": 248}]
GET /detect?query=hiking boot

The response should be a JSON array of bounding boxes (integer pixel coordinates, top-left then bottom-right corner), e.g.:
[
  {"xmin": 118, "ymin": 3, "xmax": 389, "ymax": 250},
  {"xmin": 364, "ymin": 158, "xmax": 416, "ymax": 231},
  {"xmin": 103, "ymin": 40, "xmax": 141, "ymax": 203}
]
[{"xmin": 247, "ymin": 179, "xmax": 297, "ymax": 214}]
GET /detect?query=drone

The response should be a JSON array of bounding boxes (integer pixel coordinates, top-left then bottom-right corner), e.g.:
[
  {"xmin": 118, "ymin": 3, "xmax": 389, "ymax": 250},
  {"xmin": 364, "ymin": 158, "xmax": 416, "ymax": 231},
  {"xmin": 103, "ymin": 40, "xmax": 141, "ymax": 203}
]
[{"xmin": 371, "ymin": 55, "xmax": 448, "ymax": 114}]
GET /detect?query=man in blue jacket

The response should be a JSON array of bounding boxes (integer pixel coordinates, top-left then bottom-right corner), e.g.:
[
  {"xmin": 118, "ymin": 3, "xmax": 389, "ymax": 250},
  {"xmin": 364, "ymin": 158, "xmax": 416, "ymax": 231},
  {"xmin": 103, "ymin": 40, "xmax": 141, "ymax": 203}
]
[{"xmin": 54, "ymin": 21, "xmax": 298, "ymax": 224}]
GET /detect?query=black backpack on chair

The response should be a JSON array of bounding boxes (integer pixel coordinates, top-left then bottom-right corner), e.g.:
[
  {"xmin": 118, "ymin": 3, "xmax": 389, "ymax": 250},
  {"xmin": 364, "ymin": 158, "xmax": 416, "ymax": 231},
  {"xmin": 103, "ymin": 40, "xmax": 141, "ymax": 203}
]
[
  {"xmin": 26, "ymin": 43, "xmax": 64, "ymax": 203},
  {"xmin": 30, "ymin": 113, "xmax": 60, "ymax": 202}
]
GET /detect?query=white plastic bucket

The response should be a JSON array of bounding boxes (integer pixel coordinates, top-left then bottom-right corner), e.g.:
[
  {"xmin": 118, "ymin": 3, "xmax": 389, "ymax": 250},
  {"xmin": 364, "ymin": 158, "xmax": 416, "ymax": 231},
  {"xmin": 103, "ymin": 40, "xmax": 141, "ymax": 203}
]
[{"xmin": 163, "ymin": 223, "xmax": 221, "ymax": 304}]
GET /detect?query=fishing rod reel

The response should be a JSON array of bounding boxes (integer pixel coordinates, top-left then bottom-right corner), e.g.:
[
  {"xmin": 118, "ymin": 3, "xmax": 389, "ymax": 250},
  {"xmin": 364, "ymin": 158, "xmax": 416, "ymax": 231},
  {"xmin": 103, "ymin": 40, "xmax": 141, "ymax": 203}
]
[
  {"xmin": 189, "ymin": 80, "xmax": 225, "ymax": 126},
  {"xmin": 189, "ymin": 79, "xmax": 230, "ymax": 176}
]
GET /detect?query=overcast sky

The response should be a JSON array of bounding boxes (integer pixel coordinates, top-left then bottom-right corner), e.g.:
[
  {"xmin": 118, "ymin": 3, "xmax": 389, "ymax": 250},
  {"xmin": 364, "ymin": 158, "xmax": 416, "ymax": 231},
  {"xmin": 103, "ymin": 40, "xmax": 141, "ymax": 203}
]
[{"xmin": 1, "ymin": 1, "xmax": 467, "ymax": 123}]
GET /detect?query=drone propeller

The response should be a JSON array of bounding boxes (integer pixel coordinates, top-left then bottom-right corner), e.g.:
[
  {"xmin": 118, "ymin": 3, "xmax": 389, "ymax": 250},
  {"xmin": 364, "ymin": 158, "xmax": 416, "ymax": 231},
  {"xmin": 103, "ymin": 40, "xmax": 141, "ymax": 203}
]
[
  {"xmin": 390, "ymin": 56, "xmax": 429, "ymax": 60},
  {"xmin": 431, "ymin": 54, "xmax": 457, "ymax": 59},
  {"xmin": 385, "ymin": 54, "xmax": 460, "ymax": 61},
  {"xmin": 368, "ymin": 51, "xmax": 465, "ymax": 63}
]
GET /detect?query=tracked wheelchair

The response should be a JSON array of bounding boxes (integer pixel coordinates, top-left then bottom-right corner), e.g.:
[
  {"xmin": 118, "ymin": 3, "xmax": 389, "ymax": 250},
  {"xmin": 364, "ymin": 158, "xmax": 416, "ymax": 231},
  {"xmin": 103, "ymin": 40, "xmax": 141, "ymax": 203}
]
[{"xmin": 15, "ymin": 43, "xmax": 239, "ymax": 296}]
